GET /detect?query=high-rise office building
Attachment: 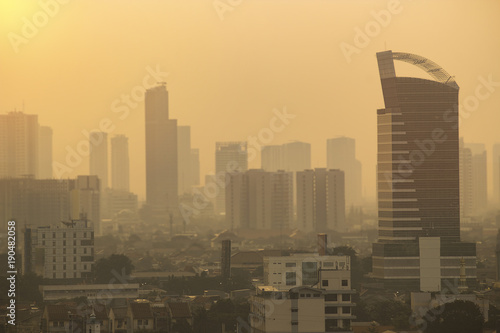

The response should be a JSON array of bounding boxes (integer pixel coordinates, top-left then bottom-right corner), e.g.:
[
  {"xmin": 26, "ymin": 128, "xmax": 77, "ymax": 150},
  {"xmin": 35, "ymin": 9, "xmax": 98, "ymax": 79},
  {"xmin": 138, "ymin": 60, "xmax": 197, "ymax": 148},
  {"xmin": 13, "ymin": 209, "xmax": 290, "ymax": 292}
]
[
  {"xmin": 460, "ymin": 139, "xmax": 487, "ymax": 217},
  {"xmin": 190, "ymin": 148, "xmax": 200, "ymax": 187},
  {"xmin": 145, "ymin": 83, "xmax": 178, "ymax": 216},
  {"xmin": 0, "ymin": 178, "xmax": 70, "ymax": 228},
  {"xmin": 226, "ymin": 169, "xmax": 293, "ymax": 230},
  {"xmin": 215, "ymin": 142, "xmax": 248, "ymax": 214},
  {"xmin": 111, "ymin": 135, "xmax": 130, "ymax": 192},
  {"xmin": 89, "ymin": 131, "xmax": 108, "ymax": 190},
  {"xmin": 372, "ymin": 50, "xmax": 476, "ymax": 291},
  {"xmin": 261, "ymin": 145, "xmax": 285, "ymax": 172},
  {"xmin": 39, "ymin": 126, "xmax": 53, "ymax": 179},
  {"xmin": 177, "ymin": 126, "xmax": 192, "ymax": 195},
  {"xmin": 0, "ymin": 111, "xmax": 39, "ymax": 178},
  {"xmin": 261, "ymin": 142, "xmax": 311, "ymax": 173},
  {"xmin": 296, "ymin": 169, "xmax": 346, "ymax": 232},
  {"xmin": 327, "ymin": 137, "xmax": 362, "ymax": 208},
  {"xmin": 69, "ymin": 175, "xmax": 101, "ymax": 235}
]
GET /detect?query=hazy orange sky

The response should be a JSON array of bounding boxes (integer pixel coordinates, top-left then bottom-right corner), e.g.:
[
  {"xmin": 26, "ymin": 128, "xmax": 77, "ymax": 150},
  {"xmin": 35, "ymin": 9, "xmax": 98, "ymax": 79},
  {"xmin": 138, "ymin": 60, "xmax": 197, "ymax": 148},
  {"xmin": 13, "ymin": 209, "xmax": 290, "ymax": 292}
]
[{"xmin": 1, "ymin": 0, "xmax": 499, "ymax": 201}]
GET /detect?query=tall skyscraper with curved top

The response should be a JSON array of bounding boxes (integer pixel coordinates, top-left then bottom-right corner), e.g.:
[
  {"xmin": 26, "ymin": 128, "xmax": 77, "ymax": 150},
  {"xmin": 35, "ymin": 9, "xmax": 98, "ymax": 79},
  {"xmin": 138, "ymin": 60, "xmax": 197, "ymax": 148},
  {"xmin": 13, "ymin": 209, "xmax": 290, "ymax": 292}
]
[{"xmin": 372, "ymin": 51, "xmax": 476, "ymax": 291}]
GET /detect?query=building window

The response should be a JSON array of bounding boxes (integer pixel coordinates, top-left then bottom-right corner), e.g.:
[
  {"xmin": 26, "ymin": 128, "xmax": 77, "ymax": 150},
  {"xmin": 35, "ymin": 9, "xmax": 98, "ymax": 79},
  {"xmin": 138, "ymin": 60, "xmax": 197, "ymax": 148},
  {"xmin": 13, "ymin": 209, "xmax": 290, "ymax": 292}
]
[
  {"xmin": 74, "ymin": 264, "xmax": 77, "ymax": 270},
  {"xmin": 342, "ymin": 294, "xmax": 350, "ymax": 302},
  {"xmin": 63, "ymin": 232, "xmax": 66, "ymax": 238},
  {"xmin": 73, "ymin": 240, "xmax": 77, "ymax": 246},
  {"xmin": 325, "ymin": 294, "xmax": 338, "ymax": 302},
  {"xmin": 53, "ymin": 249, "xmax": 56, "ymax": 254},
  {"xmin": 286, "ymin": 272, "xmax": 296, "ymax": 286},
  {"xmin": 84, "ymin": 232, "xmax": 87, "ymax": 238},
  {"xmin": 42, "ymin": 233, "xmax": 45, "ymax": 239},
  {"xmin": 73, "ymin": 248, "xmax": 77, "ymax": 254},
  {"xmin": 63, "ymin": 264, "xmax": 66, "ymax": 270},
  {"xmin": 342, "ymin": 307, "xmax": 351, "ymax": 314},
  {"xmin": 322, "ymin": 280, "xmax": 329, "ymax": 287},
  {"xmin": 302, "ymin": 262, "xmax": 318, "ymax": 285},
  {"xmin": 74, "ymin": 272, "xmax": 77, "ymax": 278},
  {"xmin": 291, "ymin": 321, "xmax": 298, "ymax": 326},
  {"xmin": 325, "ymin": 306, "xmax": 338, "ymax": 314},
  {"xmin": 343, "ymin": 319, "xmax": 351, "ymax": 329},
  {"xmin": 63, "ymin": 273, "xmax": 66, "ymax": 278},
  {"xmin": 342, "ymin": 280, "xmax": 348, "ymax": 287},
  {"xmin": 52, "ymin": 241, "xmax": 56, "ymax": 246},
  {"xmin": 84, "ymin": 248, "xmax": 87, "ymax": 254},
  {"xmin": 325, "ymin": 319, "xmax": 338, "ymax": 330},
  {"xmin": 285, "ymin": 262, "xmax": 296, "ymax": 267},
  {"xmin": 42, "ymin": 241, "xmax": 45, "ymax": 246},
  {"xmin": 291, "ymin": 308, "xmax": 298, "ymax": 313},
  {"xmin": 73, "ymin": 232, "xmax": 76, "ymax": 238},
  {"xmin": 53, "ymin": 273, "xmax": 56, "ymax": 278},
  {"xmin": 53, "ymin": 257, "xmax": 56, "ymax": 262},
  {"xmin": 63, "ymin": 257, "xmax": 66, "ymax": 262},
  {"xmin": 74, "ymin": 257, "xmax": 77, "ymax": 262},
  {"xmin": 63, "ymin": 241, "xmax": 66, "ymax": 246},
  {"xmin": 53, "ymin": 232, "xmax": 56, "ymax": 238},
  {"xmin": 53, "ymin": 265, "xmax": 56, "ymax": 270},
  {"xmin": 63, "ymin": 249, "xmax": 66, "ymax": 254},
  {"xmin": 84, "ymin": 264, "xmax": 87, "ymax": 270}
]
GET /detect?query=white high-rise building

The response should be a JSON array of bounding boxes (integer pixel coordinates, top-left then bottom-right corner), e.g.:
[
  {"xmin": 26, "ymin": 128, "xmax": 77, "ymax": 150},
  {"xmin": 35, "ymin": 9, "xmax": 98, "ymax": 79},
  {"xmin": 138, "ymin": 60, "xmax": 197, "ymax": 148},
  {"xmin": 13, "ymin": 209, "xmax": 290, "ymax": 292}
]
[
  {"xmin": 296, "ymin": 169, "xmax": 346, "ymax": 232},
  {"xmin": 111, "ymin": 135, "xmax": 130, "ymax": 192},
  {"xmin": 261, "ymin": 145, "xmax": 285, "ymax": 172},
  {"xmin": 0, "ymin": 111, "xmax": 39, "ymax": 178},
  {"xmin": 24, "ymin": 218, "xmax": 95, "ymax": 279},
  {"xmin": 261, "ymin": 142, "xmax": 311, "ymax": 173},
  {"xmin": 226, "ymin": 169, "xmax": 293, "ymax": 230},
  {"xmin": 251, "ymin": 254, "xmax": 355, "ymax": 332}
]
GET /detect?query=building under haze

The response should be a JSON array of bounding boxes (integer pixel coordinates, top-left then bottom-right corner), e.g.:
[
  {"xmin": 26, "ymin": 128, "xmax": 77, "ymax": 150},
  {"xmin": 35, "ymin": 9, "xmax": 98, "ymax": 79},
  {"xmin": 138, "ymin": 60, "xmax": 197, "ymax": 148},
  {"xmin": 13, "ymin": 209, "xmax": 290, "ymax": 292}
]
[
  {"xmin": 327, "ymin": 137, "xmax": 362, "ymax": 208},
  {"xmin": 145, "ymin": 83, "xmax": 178, "ymax": 217},
  {"xmin": 296, "ymin": 169, "xmax": 346, "ymax": 232},
  {"xmin": 178, "ymin": 126, "xmax": 192, "ymax": 195},
  {"xmin": 226, "ymin": 169, "xmax": 293, "ymax": 230},
  {"xmin": 493, "ymin": 144, "xmax": 500, "ymax": 205},
  {"xmin": 261, "ymin": 142, "xmax": 311, "ymax": 173},
  {"xmin": 459, "ymin": 140, "xmax": 487, "ymax": 217},
  {"xmin": 38, "ymin": 126, "xmax": 53, "ymax": 179},
  {"xmin": 190, "ymin": 148, "xmax": 200, "ymax": 187},
  {"xmin": 89, "ymin": 131, "xmax": 108, "ymax": 190},
  {"xmin": 215, "ymin": 141, "xmax": 248, "ymax": 214},
  {"xmin": 24, "ymin": 218, "xmax": 94, "ymax": 279},
  {"xmin": 0, "ymin": 111, "xmax": 39, "ymax": 178},
  {"xmin": 69, "ymin": 175, "xmax": 101, "ymax": 235},
  {"xmin": 372, "ymin": 50, "xmax": 476, "ymax": 291},
  {"xmin": 111, "ymin": 134, "xmax": 130, "ymax": 192}
]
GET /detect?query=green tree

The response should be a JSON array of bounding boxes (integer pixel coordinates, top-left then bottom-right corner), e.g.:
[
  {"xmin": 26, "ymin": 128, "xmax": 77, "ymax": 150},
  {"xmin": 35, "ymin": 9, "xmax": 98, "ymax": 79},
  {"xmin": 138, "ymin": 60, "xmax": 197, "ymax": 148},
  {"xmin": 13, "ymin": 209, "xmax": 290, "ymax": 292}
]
[
  {"xmin": 423, "ymin": 300, "xmax": 484, "ymax": 333},
  {"xmin": 93, "ymin": 254, "xmax": 134, "ymax": 283}
]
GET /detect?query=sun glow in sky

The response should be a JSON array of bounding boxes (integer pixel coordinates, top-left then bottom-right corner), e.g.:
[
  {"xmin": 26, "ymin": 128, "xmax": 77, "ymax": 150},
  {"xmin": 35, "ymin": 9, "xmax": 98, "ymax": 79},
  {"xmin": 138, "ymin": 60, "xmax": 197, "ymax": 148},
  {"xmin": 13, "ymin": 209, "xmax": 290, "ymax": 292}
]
[{"xmin": 1, "ymin": 0, "xmax": 499, "ymax": 201}]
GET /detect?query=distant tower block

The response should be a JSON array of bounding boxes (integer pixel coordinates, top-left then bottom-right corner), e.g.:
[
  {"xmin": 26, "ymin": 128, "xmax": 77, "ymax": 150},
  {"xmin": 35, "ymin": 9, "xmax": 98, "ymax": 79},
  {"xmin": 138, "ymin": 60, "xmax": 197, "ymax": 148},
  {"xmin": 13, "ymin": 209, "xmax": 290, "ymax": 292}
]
[
  {"xmin": 86, "ymin": 310, "xmax": 100, "ymax": 333},
  {"xmin": 458, "ymin": 257, "xmax": 467, "ymax": 293},
  {"xmin": 221, "ymin": 239, "xmax": 231, "ymax": 281},
  {"xmin": 318, "ymin": 233, "xmax": 328, "ymax": 256}
]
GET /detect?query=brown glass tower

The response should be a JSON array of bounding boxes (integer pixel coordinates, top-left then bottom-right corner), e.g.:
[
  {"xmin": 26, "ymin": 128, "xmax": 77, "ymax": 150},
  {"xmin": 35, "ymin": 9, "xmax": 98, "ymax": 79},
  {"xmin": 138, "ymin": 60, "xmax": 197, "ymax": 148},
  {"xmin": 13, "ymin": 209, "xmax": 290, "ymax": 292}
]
[{"xmin": 372, "ymin": 51, "xmax": 476, "ymax": 291}]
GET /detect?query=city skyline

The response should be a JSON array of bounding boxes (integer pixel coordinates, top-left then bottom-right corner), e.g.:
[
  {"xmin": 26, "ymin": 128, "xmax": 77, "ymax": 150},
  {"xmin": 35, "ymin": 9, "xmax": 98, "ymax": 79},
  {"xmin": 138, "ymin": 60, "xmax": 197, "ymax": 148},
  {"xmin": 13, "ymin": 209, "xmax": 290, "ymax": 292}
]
[{"xmin": 2, "ymin": 1, "xmax": 499, "ymax": 201}]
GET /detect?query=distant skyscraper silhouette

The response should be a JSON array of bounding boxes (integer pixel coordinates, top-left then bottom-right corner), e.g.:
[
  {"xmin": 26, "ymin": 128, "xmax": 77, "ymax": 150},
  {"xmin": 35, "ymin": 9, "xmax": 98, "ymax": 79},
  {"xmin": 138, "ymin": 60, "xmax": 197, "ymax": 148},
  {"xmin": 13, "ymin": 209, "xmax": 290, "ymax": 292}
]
[
  {"xmin": 39, "ymin": 126, "xmax": 53, "ymax": 179},
  {"xmin": 145, "ymin": 83, "xmax": 178, "ymax": 216},
  {"xmin": 177, "ymin": 126, "xmax": 192, "ymax": 195},
  {"xmin": 226, "ymin": 169, "xmax": 293, "ymax": 230},
  {"xmin": 327, "ymin": 137, "xmax": 362, "ymax": 207},
  {"xmin": 111, "ymin": 134, "xmax": 130, "ymax": 192},
  {"xmin": 89, "ymin": 131, "xmax": 108, "ymax": 190},
  {"xmin": 261, "ymin": 142, "xmax": 311, "ymax": 172},
  {"xmin": 0, "ymin": 111, "xmax": 39, "ymax": 178},
  {"xmin": 372, "ymin": 50, "xmax": 476, "ymax": 291},
  {"xmin": 190, "ymin": 148, "xmax": 200, "ymax": 187},
  {"xmin": 215, "ymin": 142, "xmax": 248, "ymax": 214},
  {"xmin": 296, "ymin": 168, "xmax": 345, "ymax": 232},
  {"xmin": 460, "ymin": 140, "xmax": 487, "ymax": 217}
]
